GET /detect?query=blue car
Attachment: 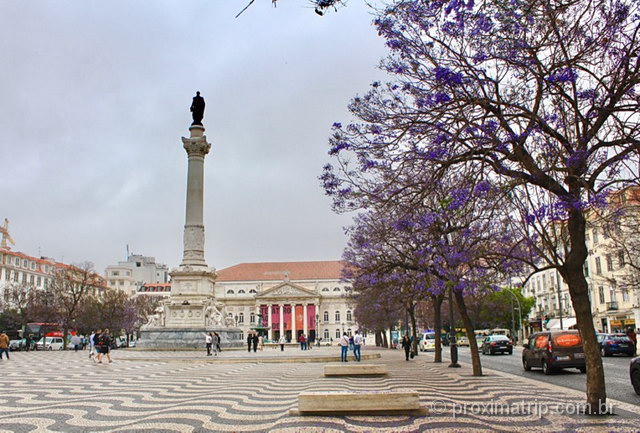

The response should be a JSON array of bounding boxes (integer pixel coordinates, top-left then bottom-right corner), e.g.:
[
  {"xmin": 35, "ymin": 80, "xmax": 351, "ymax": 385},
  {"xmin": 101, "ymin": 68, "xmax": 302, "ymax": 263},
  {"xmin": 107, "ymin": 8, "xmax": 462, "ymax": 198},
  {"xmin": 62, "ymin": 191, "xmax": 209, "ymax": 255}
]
[{"xmin": 599, "ymin": 334, "xmax": 635, "ymax": 357}]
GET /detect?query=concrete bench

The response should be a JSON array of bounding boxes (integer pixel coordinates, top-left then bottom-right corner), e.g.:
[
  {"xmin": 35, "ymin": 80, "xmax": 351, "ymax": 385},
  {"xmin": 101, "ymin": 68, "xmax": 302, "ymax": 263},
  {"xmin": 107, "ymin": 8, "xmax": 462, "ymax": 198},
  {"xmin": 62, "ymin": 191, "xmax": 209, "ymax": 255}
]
[
  {"xmin": 324, "ymin": 363, "xmax": 387, "ymax": 376},
  {"xmin": 290, "ymin": 390, "xmax": 427, "ymax": 416}
]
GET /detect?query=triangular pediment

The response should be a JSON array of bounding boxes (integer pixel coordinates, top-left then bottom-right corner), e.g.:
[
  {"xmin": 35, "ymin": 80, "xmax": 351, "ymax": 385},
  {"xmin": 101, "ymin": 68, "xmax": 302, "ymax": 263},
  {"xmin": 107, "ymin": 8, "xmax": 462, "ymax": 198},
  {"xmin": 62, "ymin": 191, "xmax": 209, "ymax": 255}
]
[{"xmin": 255, "ymin": 282, "xmax": 317, "ymax": 298}]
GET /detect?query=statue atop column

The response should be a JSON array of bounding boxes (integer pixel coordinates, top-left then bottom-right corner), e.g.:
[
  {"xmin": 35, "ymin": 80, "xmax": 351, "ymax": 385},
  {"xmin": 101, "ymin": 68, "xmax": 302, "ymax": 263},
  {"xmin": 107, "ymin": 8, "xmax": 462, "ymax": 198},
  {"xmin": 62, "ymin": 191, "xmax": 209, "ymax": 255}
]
[{"xmin": 190, "ymin": 91, "xmax": 205, "ymax": 126}]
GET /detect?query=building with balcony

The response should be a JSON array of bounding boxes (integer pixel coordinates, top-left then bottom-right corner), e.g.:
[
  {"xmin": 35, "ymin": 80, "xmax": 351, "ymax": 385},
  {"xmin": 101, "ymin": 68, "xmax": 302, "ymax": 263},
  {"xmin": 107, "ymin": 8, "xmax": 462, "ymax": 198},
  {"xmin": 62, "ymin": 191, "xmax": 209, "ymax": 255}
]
[
  {"xmin": 213, "ymin": 260, "xmax": 357, "ymax": 342},
  {"xmin": 523, "ymin": 187, "xmax": 640, "ymax": 334},
  {"xmin": 0, "ymin": 247, "xmax": 107, "ymax": 304},
  {"xmin": 105, "ymin": 254, "xmax": 169, "ymax": 297}
]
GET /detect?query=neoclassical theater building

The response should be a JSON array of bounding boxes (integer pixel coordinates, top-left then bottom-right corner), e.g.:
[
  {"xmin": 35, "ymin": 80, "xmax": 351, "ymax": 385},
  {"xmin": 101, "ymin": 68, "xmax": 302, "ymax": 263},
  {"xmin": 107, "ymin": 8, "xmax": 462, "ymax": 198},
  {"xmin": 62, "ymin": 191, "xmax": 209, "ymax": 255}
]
[{"xmin": 213, "ymin": 260, "xmax": 357, "ymax": 342}]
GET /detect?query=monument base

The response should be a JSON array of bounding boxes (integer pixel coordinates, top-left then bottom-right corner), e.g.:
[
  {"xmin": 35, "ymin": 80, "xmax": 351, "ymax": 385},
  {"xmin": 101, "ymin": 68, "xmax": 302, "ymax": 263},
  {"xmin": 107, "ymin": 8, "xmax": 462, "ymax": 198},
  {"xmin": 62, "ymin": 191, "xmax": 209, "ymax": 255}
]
[{"xmin": 137, "ymin": 327, "xmax": 243, "ymax": 350}]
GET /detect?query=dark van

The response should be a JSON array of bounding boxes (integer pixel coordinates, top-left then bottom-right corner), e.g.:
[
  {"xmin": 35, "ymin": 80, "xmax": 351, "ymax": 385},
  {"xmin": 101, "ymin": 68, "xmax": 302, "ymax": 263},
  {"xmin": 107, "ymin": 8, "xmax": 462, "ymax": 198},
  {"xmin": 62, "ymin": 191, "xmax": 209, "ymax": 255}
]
[{"xmin": 522, "ymin": 330, "xmax": 586, "ymax": 375}]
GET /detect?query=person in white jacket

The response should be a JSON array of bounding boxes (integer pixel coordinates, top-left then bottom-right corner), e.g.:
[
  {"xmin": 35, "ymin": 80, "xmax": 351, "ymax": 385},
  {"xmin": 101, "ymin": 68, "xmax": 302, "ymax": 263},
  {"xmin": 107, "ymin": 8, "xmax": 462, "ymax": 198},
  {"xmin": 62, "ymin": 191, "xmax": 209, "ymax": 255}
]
[{"xmin": 340, "ymin": 333, "xmax": 350, "ymax": 362}]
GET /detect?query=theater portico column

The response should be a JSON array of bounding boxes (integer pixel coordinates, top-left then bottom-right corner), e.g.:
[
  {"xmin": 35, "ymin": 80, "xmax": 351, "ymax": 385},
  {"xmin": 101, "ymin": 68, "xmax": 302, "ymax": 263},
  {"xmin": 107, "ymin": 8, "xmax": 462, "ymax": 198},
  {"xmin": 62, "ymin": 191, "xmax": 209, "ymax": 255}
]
[
  {"xmin": 303, "ymin": 303, "xmax": 308, "ymax": 335},
  {"xmin": 267, "ymin": 304, "xmax": 273, "ymax": 340},
  {"xmin": 292, "ymin": 304, "xmax": 297, "ymax": 340},
  {"xmin": 279, "ymin": 304, "xmax": 284, "ymax": 338}
]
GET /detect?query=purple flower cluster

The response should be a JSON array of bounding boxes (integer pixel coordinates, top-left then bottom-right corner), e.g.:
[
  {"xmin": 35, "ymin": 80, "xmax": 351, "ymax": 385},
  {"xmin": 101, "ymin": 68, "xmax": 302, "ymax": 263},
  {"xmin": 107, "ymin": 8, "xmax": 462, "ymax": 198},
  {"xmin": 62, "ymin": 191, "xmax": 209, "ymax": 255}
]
[
  {"xmin": 448, "ymin": 188, "xmax": 470, "ymax": 210},
  {"xmin": 434, "ymin": 66, "xmax": 464, "ymax": 85},
  {"xmin": 473, "ymin": 180, "xmax": 492, "ymax": 196},
  {"xmin": 547, "ymin": 68, "xmax": 578, "ymax": 83}
]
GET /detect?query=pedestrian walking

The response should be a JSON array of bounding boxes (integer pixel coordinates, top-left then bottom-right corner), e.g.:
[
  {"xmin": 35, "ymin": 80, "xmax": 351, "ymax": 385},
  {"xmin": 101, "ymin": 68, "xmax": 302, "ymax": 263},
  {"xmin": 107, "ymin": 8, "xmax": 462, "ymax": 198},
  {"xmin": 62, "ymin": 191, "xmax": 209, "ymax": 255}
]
[
  {"xmin": 0, "ymin": 331, "xmax": 10, "ymax": 360},
  {"xmin": 205, "ymin": 332, "xmax": 213, "ymax": 356},
  {"xmin": 353, "ymin": 330, "xmax": 363, "ymax": 362},
  {"xmin": 25, "ymin": 334, "xmax": 32, "ymax": 352},
  {"xmin": 298, "ymin": 333, "xmax": 306, "ymax": 350},
  {"xmin": 340, "ymin": 333, "xmax": 349, "ymax": 362},
  {"xmin": 97, "ymin": 329, "xmax": 113, "ymax": 364},
  {"xmin": 247, "ymin": 333, "xmax": 253, "ymax": 353},
  {"xmin": 258, "ymin": 334, "xmax": 264, "ymax": 351},
  {"xmin": 71, "ymin": 334, "xmax": 81, "ymax": 352},
  {"xmin": 627, "ymin": 327, "xmax": 637, "ymax": 355},
  {"xmin": 212, "ymin": 332, "xmax": 220, "ymax": 356},
  {"xmin": 401, "ymin": 335, "xmax": 412, "ymax": 361},
  {"xmin": 90, "ymin": 329, "xmax": 100, "ymax": 360},
  {"xmin": 252, "ymin": 333, "xmax": 258, "ymax": 352},
  {"xmin": 279, "ymin": 335, "xmax": 286, "ymax": 351},
  {"xmin": 214, "ymin": 332, "xmax": 221, "ymax": 353}
]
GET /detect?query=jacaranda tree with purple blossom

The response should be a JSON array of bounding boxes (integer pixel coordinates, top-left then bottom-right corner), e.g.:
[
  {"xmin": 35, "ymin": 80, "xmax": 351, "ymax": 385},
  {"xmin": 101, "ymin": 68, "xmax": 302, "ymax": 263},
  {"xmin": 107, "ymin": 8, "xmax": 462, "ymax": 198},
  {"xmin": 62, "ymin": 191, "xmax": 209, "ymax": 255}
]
[
  {"xmin": 337, "ymin": 171, "xmax": 526, "ymax": 376},
  {"xmin": 322, "ymin": 0, "xmax": 640, "ymax": 412}
]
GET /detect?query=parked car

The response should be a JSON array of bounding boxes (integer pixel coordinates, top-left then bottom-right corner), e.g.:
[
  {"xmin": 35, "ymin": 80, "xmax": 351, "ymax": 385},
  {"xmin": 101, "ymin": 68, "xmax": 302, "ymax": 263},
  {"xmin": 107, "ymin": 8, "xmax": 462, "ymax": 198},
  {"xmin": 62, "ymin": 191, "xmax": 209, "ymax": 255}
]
[
  {"xmin": 599, "ymin": 334, "xmax": 636, "ymax": 357},
  {"xmin": 522, "ymin": 330, "xmax": 585, "ymax": 375},
  {"xmin": 9, "ymin": 339, "xmax": 25, "ymax": 351},
  {"xmin": 481, "ymin": 335, "xmax": 513, "ymax": 355},
  {"xmin": 419, "ymin": 332, "xmax": 436, "ymax": 352},
  {"xmin": 35, "ymin": 337, "xmax": 64, "ymax": 351},
  {"xmin": 457, "ymin": 336, "xmax": 470, "ymax": 347},
  {"xmin": 631, "ymin": 357, "xmax": 640, "ymax": 396}
]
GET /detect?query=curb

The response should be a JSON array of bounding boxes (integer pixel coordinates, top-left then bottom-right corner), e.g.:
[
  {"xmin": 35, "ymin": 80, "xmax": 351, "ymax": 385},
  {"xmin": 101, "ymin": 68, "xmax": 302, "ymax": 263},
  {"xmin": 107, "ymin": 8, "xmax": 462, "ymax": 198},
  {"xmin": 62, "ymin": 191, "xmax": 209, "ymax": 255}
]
[{"xmin": 117, "ymin": 353, "xmax": 381, "ymax": 364}]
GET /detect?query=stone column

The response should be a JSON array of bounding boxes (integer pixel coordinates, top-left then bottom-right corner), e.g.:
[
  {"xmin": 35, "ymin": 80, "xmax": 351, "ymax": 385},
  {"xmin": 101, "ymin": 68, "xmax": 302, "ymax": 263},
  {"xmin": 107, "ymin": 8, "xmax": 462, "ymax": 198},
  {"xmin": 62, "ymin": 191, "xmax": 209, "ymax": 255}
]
[
  {"xmin": 303, "ymin": 303, "xmax": 308, "ymax": 335},
  {"xmin": 267, "ymin": 304, "xmax": 273, "ymax": 340},
  {"xmin": 292, "ymin": 304, "xmax": 297, "ymax": 341},
  {"xmin": 279, "ymin": 304, "xmax": 284, "ymax": 338},
  {"xmin": 180, "ymin": 125, "xmax": 211, "ymax": 268}
]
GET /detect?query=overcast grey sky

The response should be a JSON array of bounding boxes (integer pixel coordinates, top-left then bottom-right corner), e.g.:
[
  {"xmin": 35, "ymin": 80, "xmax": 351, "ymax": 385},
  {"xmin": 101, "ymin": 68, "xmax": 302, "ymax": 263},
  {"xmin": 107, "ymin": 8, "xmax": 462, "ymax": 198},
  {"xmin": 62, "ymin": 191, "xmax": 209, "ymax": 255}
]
[{"xmin": 1, "ymin": 1, "xmax": 388, "ymax": 273}]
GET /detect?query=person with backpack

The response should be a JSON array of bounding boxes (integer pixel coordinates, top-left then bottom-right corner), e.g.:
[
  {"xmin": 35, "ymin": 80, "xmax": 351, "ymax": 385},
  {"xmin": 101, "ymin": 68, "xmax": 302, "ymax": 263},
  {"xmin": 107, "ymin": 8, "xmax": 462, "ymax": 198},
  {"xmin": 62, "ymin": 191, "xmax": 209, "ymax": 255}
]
[{"xmin": 97, "ymin": 329, "xmax": 112, "ymax": 364}]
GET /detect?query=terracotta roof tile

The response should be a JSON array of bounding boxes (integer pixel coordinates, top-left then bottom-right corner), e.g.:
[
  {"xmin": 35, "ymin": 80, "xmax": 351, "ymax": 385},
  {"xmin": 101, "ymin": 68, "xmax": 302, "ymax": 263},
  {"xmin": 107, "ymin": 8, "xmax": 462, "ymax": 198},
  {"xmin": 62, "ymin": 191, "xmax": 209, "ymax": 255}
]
[{"xmin": 216, "ymin": 260, "xmax": 345, "ymax": 282}]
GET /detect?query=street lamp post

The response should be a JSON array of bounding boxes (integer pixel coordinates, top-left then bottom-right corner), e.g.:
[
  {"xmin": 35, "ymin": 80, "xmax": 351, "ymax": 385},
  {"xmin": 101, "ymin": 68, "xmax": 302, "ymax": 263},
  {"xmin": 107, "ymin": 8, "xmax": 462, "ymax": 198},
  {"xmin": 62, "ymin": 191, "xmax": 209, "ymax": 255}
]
[
  {"xmin": 315, "ymin": 313, "xmax": 320, "ymax": 346},
  {"xmin": 505, "ymin": 288, "xmax": 523, "ymax": 342}
]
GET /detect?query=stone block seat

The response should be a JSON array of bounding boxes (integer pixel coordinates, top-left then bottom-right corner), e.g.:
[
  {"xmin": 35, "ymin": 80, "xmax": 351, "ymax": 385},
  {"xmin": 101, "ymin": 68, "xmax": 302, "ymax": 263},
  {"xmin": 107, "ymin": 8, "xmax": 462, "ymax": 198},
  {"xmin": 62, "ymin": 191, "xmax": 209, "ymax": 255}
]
[
  {"xmin": 323, "ymin": 363, "xmax": 388, "ymax": 376},
  {"xmin": 290, "ymin": 390, "xmax": 427, "ymax": 416}
]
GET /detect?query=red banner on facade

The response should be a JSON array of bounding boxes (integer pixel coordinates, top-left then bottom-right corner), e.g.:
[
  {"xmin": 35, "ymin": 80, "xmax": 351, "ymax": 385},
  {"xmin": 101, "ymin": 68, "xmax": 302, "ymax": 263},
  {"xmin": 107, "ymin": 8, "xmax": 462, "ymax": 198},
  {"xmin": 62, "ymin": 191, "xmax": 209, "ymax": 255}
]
[
  {"xmin": 295, "ymin": 305, "xmax": 304, "ymax": 331},
  {"xmin": 284, "ymin": 305, "xmax": 292, "ymax": 330},
  {"xmin": 307, "ymin": 304, "xmax": 316, "ymax": 330},
  {"xmin": 271, "ymin": 305, "xmax": 280, "ymax": 329}
]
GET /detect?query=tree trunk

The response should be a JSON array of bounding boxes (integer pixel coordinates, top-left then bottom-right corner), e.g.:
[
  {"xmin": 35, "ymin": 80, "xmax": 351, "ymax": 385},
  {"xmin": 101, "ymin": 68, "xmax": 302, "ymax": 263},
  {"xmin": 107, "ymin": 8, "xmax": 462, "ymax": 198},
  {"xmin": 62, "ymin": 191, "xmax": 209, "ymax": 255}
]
[
  {"xmin": 408, "ymin": 304, "xmax": 418, "ymax": 355},
  {"xmin": 454, "ymin": 290, "xmax": 482, "ymax": 376},
  {"xmin": 563, "ymin": 207, "xmax": 607, "ymax": 414},
  {"xmin": 433, "ymin": 294, "xmax": 443, "ymax": 363},
  {"xmin": 62, "ymin": 327, "xmax": 68, "ymax": 350},
  {"xmin": 382, "ymin": 329, "xmax": 389, "ymax": 348}
]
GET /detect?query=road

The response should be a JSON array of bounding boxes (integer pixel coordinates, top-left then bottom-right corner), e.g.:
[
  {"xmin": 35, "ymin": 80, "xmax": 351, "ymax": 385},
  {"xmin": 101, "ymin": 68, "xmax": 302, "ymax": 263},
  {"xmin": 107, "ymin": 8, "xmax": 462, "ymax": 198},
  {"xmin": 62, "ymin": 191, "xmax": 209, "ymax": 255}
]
[{"xmin": 435, "ymin": 346, "xmax": 640, "ymax": 407}]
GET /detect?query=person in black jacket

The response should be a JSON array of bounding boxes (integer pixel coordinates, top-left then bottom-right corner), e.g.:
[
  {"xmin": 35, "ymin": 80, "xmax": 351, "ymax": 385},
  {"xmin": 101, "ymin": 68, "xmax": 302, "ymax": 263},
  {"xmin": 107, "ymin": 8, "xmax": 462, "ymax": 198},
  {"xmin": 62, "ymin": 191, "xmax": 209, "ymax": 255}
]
[
  {"xmin": 252, "ymin": 333, "xmax": 258, "ymax": 352},
  {"xmin": 401, "ymin": 335, "xmax": 412, "ymax": 361},
  {"xmin": 247, "ymin": 333, "xmax": 253, "ymax": 352},
  {"xmin": 97, "ymin": 329, "xmax": 112, "ymax": 364}
]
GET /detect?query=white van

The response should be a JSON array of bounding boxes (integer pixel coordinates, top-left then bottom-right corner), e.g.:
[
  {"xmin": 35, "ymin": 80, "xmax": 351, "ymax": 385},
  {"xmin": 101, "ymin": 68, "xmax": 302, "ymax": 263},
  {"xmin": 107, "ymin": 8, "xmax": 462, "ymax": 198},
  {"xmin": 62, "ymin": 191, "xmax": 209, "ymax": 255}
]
[
  {"xmin": 419, "ymin": 332, "xmax": 436, "ymax": 352},
  {"xmin": 36, "ymin": 337, "xmax": 64, "ymax": 350}
]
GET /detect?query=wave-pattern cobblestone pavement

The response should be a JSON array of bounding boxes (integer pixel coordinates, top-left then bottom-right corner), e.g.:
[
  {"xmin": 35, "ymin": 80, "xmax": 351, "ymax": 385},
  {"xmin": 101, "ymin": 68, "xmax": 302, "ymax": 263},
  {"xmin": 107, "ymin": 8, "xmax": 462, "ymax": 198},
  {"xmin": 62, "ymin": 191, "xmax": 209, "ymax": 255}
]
[{"xmin": 0, "ymin": 349, "xmax": 638, "ymax": 432}]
